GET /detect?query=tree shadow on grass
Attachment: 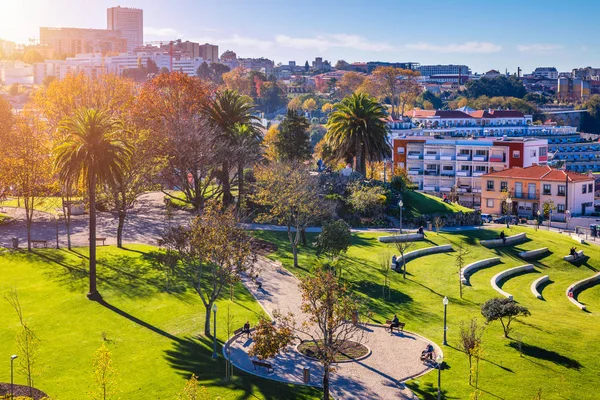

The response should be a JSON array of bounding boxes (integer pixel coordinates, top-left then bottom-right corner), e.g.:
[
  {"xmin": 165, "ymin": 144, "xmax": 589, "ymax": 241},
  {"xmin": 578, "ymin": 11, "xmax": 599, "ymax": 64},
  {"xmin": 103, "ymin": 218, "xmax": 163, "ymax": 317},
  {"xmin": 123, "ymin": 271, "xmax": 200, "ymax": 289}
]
[
  {"xmin": 405, "ymin": 381, "xmax": 457, "ymax": 400},
  {"xmin": 508, "ymin": 341, "xmax": 582, "ymax": 370},
  {"xmin": 164, "ymin": 336, "xmax": 320, "ymax": 400}
]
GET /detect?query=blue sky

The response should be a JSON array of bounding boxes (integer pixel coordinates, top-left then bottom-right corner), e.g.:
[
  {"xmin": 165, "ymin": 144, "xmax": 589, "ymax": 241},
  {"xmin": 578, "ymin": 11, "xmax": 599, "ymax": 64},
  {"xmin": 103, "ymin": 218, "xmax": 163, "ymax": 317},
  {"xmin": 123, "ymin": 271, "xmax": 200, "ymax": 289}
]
[{"xmin": 2, "ymin": 0, "xmax": 599, "ymax": 73}]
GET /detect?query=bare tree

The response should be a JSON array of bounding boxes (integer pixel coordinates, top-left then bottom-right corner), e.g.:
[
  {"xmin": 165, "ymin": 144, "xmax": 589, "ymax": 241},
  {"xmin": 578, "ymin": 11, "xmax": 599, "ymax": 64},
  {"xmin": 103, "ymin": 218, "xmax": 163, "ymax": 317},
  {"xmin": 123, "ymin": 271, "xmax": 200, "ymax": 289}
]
[
  {"xmin": 455, "ymin": 241, "xmax": 469, "ymax": 299},
  {"xmin": 393, "ymin": 240, "xmax": 415, "ymax": 279},
  {"xmin": 458, "ymin": 318, "xmax": 484, "ymax": 385},
  {"xmin": 378, "ymin": 251, "xmax": 392, "ymax": 299},
  {"xmin": 434, "ymin": 216, "xmax": 446, "ymax": 233}
]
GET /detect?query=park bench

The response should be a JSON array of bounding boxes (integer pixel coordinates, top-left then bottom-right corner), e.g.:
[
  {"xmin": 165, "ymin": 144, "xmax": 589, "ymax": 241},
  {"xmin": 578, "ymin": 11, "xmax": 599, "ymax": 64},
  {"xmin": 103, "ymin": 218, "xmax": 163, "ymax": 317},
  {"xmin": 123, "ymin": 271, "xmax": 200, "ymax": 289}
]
[
  {"xmin": 385, "ymin": 320, "xmax": 405, "ymax": 333},
  {"xmin": 564, "ymin": 250, "xmax": 584, "ymax": 262},
  {"xmin": 96, "ymin": 238, "xmax": 107, "ymax": 246},
  {"xmin": 252, "ymin": 360, "xmax": 274, "ymax": 373},
  {"xmin": 234, "ymin": 325, "xmax": 251, "ymax": 337},
  {"xmin": 31, "ymin": 240, "xmax": 48, "ymax": 248}
]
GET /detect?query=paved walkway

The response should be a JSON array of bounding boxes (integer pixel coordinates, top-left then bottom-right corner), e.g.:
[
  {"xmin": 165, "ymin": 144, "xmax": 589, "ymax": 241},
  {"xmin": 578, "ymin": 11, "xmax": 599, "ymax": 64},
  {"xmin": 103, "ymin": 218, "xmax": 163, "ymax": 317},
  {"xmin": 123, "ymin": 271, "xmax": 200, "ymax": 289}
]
[{"xmin": 225, "ymin": 257, "xmax": 439, "ymax": 400}]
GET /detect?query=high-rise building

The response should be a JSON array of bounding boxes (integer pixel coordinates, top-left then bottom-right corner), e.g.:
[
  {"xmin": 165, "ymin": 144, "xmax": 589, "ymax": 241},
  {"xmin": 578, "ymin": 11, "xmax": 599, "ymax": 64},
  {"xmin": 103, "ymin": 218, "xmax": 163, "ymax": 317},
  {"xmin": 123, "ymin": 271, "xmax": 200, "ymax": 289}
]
[
  {"xmin": 199, "ymin": 43, "xmax": 218, "ymax": 63},
  {"xmin": 40, "ymin": 27, "xmax": 126, "ymax": 56},
  {"xmin": 107, "ymin": 6, "xmax": 143, "ymax": 52}
]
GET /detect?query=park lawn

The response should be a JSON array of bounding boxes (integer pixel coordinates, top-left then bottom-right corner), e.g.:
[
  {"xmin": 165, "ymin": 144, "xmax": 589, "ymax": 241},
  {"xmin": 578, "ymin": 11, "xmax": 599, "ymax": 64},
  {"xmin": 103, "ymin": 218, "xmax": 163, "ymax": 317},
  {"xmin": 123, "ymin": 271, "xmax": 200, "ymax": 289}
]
[
  {"xmin": 0, "ymin": 213, "xmax": 10, "ymax": 225},
  {"xmin": 1, "ymin": 196, "xmax": 74, "ymax": 215},
  {"xmin": 165, "ymin": 188, "xmax": 239, "ymax": 210},
  {"xmin": 253, "ymin": 226, "xmax": 600, "ymax": 400},
  {"xmin": 0, "ymin": 245, "xmax": 320, "ymax": 400},
  {"xmin": 402, "ymin": 190, "xmax": 473, "ymax": 219}
]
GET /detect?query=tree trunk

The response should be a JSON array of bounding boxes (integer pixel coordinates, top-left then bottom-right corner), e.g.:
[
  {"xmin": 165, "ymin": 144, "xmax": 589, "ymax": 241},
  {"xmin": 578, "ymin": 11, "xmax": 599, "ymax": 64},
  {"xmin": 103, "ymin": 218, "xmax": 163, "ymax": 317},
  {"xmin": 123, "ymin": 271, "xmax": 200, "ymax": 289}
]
[
  {"xmin": 116, "ymin": 190, "xmax": 126, "ymax": 248},
  {"xmin": 205, "ymin": 303, "xmax": 212, "ymax": 337},
  {"xmin": 355, "ymin": 141, "xmax": 365, "ymax": 176},
  {"xmin": 292, "ymin": 243, "xmax": 298, "ymax": 268},
  {"xmin": 88, "ymin": 172, "xmax": 100, "ymax": 300},
  {"xmin": 222, "ymin": 160, "xmax": 232, "ymax": 208},
  {"xmin": 301, "ymin": 229, "xmax": 307, "ymax": 246},
  {"xmin": 26, "ymin": 219, "xmax": 32, "ymax": 252},
  {"xmin": 237, "ymin": 161, "xmax": 244, "ymax": 213},
  {"xmin": 323, "ymin": 363, "xmax": 330, "ymax": 400}
]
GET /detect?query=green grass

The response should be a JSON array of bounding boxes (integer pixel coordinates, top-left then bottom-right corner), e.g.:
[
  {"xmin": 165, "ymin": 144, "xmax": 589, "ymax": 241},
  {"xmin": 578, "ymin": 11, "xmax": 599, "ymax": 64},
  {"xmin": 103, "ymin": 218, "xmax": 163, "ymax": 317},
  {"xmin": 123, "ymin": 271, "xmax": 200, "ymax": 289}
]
[
  {"xmin": 403, "ymin": 191, "xmax": 473, "ymax": 218},
  {"xmin": 0, "ymin": 213, "xmax": 10, "ymax": 225},
  {"xmin": 165, "ymin": 188, "xmax": 238, "ymax": 210},
  {"xmin": 253, "ymin": 226, "xmax": 600, "ymax": 400},
  {"xmin": 0, "ymin": 245, "xmax": 319, "ymax": 400},
  {"xmin": 0, "ymin": 197, "xmax": 77, "ymax": 215}
]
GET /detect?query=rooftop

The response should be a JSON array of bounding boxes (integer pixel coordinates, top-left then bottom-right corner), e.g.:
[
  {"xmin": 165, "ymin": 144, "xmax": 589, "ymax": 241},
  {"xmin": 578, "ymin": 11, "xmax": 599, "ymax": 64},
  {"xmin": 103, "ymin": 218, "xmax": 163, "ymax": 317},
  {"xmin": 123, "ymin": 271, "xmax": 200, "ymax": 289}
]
[{"xmin": 483, "ymin": 165, "xmax": 592, "ymax": 182}]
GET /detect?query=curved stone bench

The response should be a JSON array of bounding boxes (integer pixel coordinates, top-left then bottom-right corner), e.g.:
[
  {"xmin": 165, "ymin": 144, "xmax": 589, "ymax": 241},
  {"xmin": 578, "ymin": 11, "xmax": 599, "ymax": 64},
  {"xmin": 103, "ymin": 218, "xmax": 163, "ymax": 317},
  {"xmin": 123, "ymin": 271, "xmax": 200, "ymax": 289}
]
[
  {"xmin": 480, "ymin": 232, "xmax": 527, "ymax": 248},
  {"xmin": 379, "ymin": 233, "xmax": 424, "ymax": 243},
  {"xmin": 490, "ymin": 264, "xmax": 535, "ymax": 300},
  {"xmin": 564, "ymin": 250, "xmax": 585, "ymax": 262},
  {"xmin": 460, "ymin": 257, "xmax": 501, "ymax": 285},
  {"xmin": 530, "ymin": 275, "xmax": 550, "ymax": 299},
  {"xmin": 394, "ymin": 244, "xmax": 453, "ymax": 266},
  {"xmin": 519, "ymin": 248, "xmax": 549, "ymax": 260},
  {"xmin": 566, "ymin": 272, "xmax": 600, "ymax": 311}
]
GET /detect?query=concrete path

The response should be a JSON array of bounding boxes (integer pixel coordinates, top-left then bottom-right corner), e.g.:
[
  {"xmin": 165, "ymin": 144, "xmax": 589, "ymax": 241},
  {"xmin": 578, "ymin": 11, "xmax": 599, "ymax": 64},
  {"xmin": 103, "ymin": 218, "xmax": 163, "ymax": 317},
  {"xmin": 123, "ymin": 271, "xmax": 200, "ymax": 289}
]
[{"xmin": 225, "ymin": 257, "xmax": 439, "ymax": 400}]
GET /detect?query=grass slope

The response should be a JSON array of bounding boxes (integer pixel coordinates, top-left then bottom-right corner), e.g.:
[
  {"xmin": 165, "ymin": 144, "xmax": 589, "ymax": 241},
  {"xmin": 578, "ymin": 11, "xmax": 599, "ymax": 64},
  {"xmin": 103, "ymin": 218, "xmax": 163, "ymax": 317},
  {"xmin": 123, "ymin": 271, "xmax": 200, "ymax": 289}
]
[
  {"xmin": 0, "ymin": 197, "xmax": 78, "ymax": 215},
  {"xmin": 254, "ymin": 226, "xmax": 600, "ymax": 400},
  {"xmin": 0, "ymin": 245, "xmax": 319, "ymax": 400},
  {"xmin": 402, "ymin": 191, "xmax": 473, "ymax": 219}
]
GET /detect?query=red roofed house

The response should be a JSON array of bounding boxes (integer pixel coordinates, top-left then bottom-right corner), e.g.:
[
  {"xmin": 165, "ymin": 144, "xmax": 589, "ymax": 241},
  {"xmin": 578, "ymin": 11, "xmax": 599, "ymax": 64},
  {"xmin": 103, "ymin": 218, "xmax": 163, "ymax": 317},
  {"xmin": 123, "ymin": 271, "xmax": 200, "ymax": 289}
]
[{"xmin": 480, "ymin": 165, "xmax": 594, "ymax": 219}]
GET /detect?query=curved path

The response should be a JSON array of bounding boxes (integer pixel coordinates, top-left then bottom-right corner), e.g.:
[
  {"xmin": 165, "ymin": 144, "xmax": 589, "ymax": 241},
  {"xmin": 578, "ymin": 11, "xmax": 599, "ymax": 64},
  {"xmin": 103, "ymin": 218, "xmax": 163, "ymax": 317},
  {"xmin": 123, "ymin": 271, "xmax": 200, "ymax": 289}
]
[{"xmin": 226, "ymin": 257, "xmax": 439, "ymax": 400}]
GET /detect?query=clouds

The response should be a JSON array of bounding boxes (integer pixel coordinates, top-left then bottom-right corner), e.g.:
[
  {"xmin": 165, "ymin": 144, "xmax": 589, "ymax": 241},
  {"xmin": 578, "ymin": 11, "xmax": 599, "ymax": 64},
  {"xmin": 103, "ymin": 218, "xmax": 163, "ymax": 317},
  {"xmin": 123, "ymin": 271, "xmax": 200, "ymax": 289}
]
[
  {"xmin": 406, "ymin": 41, "xmax": 502, "ymax": 54},
  {"xmin": 517, "ymin": 43, "xmax": 563, "ymax": 54},
  {"xmin": 144, "ymin": 26, "xmax": 182, "ymax": 38},
  {"xmin": 275, "ymin": 34, "xmax": 394, "ymax": 52}
]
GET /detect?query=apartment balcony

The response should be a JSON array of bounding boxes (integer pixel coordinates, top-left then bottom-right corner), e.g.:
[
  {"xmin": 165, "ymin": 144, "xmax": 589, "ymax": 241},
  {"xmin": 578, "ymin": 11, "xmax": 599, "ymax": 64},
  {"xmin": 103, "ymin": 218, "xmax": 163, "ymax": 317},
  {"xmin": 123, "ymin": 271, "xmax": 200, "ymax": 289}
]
[
  {"xmin": 440, "ymin": 186, "xmax": 453, "ymax": 192},
  {"xmin": 472, "ymin": 188, "xmax": 482, "ymax": 193},
  {"xmin": 408, "ymin": 170, "xmax": 422, "ymax": 175},
  {"xmin": 423, "ymin": 186, "xmax": 437, "ymax": 192},
  {"xmin": 472, "ymin": 171, "xmax": 486, "ymax": 177},
  {"xmin": 456, "ymin": 171, "xmax": 471, "ymax": 177},
  {"xmin": 424, "ymin": 170, "xmax": 439, "ymax": 176},
  {"xmin": 440, "ymin": 172, "xmax": 455, "ymax": 177},
  {"xmin": 457, "ymin": 155, "xmax": 471, "ymax": 161},
  {"xmin": 489, "ymin": 156, "xmax": 505, "ymax": 163},
  {"xmin": 511, "ymin": 190, "xmax": 540, "ymax": 200},
  {"xmin": 407, "ymin": 154, "xmax": 422, "ymax": 160},
  {"xmin": 440, "ymin": 155, "xmax": 455, "ymax": 161},
  {"xmin": 424, "ymin": 154, "xmax": 438, "ymax": 160},
  {"xmin": 473, "ymin": 155, "xmax": 488, "ymax": 162}
]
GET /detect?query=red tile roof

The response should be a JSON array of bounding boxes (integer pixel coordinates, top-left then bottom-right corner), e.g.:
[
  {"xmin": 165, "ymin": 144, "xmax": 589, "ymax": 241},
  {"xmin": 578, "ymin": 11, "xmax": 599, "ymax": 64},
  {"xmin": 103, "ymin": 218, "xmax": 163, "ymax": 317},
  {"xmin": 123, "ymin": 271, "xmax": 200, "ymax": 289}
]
[
  {"xmin": 483, "ymin": 165, "xmax": 592, "ymax": 182},
  {"xmin": 409, "ymin": 110, "xmax": 473, "ymax": 118},
  {"xmin": 468, "ymin": 110, "xmax": 525, "ymax": 118}
]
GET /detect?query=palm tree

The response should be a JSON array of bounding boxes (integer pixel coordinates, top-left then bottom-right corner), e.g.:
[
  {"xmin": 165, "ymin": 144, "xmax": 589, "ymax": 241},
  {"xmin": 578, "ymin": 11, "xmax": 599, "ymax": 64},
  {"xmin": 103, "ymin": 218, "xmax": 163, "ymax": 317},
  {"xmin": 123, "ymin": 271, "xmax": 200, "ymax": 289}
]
[
  {"xmin": 325, "ymin": 93, "xmax": 391, "ymax": 176},
  {"xmin": 230, "ymin": 123, "xmax": 262, "ymax": 211},
  {"xmin": 53, "ymin": 108, "xmax": 131, "ymax": 300},
  {"xmin": 203, "ymin": 89, "xmax": 261, "ymax": 207}
]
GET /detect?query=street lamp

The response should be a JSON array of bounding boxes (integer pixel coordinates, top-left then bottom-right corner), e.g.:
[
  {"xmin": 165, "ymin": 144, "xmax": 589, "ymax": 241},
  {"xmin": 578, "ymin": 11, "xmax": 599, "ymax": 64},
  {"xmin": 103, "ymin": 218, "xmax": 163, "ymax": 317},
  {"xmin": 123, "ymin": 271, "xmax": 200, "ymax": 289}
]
[
  {"xmin": 548, "ymin": 209, "xmax": 552, "ymax": 231},
  {"xmin": 536, "ymin": 210, "xmax": 541, "ymax": 231},
  {"xmin": 505, "ymin": 197, "xmax": 513, "ymax": 228},
  {"xmin": 436, "ymin": 354, "xmax": 444, "ymax": 400},
  {"xmin": 55, "ymin": 214, "xmax": 60, "ymax": 249},
  {"xmin": 11, "ymin": 355, "xmax": 17, "ymax": 399},
  {"xmin": 212, "ymin": 303, "xmax": 218, "ymax": 359},
  {"xmin": 442, "ymin": 296, "xmax": 449, "ymax": 346},
  {"xmin": 398, "ymin": 200, "xmax": 403, "ymax": 234}
]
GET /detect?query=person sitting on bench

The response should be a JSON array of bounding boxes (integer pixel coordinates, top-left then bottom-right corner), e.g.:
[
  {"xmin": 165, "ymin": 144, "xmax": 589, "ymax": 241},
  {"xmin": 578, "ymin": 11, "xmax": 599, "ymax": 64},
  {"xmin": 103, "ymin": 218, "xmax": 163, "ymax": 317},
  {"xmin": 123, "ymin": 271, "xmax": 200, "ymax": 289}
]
[
  {"xmin": 389, "ymin": 315, "xmax": 400, "ymax": 332},
  {"xmin": 391, "ymin": 255, "xmax": 397, "ymax": 268},
  {"xmin": 242, "ymin": 321, "xmax": 251, "ymax": 338},
  {"xmin": 418, "ymin": 226, "xmax": 424, "ymax": 235},
  {"xmin": 570, "ymin": 247, "xmax": 579, "ymax": 259},
  {"xmin": 500, "ymin": 230, "xmax": 506, "ymax": 244},
  {"xmin": 421, "ymin": 343, "xmax": 434, "ymax": 360}
]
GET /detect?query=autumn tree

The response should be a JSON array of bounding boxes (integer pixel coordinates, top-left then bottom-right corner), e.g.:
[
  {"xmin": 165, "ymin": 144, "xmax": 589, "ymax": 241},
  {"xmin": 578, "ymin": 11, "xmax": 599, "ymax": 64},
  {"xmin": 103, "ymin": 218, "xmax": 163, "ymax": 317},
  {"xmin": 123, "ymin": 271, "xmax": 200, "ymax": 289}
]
[
  {"xmin": 253, "ymin": 162, "xmax": 330, "ymax": 267},
  {"xmin": 481, "ymin": 298, "xmax": 531, "ymax": 338},
  {"xmin": 0, "ymin": 111, "xmax": 54, "ymax": 250},
  {"xmin": 287, "ymin": 96, "xmax": 302, "ymax": 110},
  {"xmin": 222, "ymin": 67, "xmax": 252, "ymax": 96},
  {"xmin": 251, "ymin": 268, "xmax": 364, "ymax": 400},
  {"xmin": 135, "ymin": 72, "xmax": 218, "ymax": 213},
  {"xmin": 302, "ymin": 98, "xmax": 317, "ymax": 118},
  {"xmin": 158, "ymin": 203, "xmax": 256, "ymax": 336},
  {"xmin": 321, "ymin": 102, "xmax": 334, "ymax": 115},
  {"xmin": 263, "ymin": 124, "xmax": 280, "ymax": 162},
  {"xmin": 336, "ymin": 71, "xmax": 366, "ymax": 98},
  {"xmin": 91, "ymin": 342, "xmax": 118, "ymax": 400},
  {"xmin": 177, "ymin": 374, "xmax": 210, "ymax": 400},
  {"xmin": 455, "ymin": 241, "xmax": 469, "ymax": 299},
  {"xmin": 273, "ymin": 108, "xmax": 312, "ymax": 162},
  {"xmin": 367, "ymin": 67, "xmax": 420, "ymax": 118},
  {"xmin": 378, "ymin": 251, "xmax": 392, "ymax": 299},
  {"xmin": 458, "ymin": 318, "xmax": 484, "ymax": 385}
]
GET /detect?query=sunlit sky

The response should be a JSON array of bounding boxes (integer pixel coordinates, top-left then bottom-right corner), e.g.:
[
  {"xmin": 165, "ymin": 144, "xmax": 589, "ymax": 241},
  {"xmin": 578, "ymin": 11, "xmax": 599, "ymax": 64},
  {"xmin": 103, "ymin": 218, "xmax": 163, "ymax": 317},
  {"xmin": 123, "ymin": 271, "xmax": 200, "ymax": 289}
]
[{"xmin": 1, "ymin": 0, "xmax": 599, "ymax": 73}]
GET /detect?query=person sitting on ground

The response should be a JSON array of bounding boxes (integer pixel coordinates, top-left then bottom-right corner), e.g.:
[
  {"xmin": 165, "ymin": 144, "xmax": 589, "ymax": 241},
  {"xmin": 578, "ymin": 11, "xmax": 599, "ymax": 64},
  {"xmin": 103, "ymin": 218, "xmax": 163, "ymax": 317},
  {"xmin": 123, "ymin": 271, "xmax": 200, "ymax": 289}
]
[
  {"xmin": 243, "ymin": 321, "xmax": 251, "ymax": 338},
  {"xmin": 389, "ymin": 314, "xmax": 400, "ymax": 332},
  {"xmin": 500, "ymin": 230, "xmax": 506, "ymax": 244},
  {"xmin": 421, "ymin": 343, "xmax": 434, "ymax": 360},
  {"xmin": 568, "ymin": 287, "xmax": 574, "ymax": 298},
  {"xmin": 391, "ymin": 255, "xmax": 397, "ymax": 268}
]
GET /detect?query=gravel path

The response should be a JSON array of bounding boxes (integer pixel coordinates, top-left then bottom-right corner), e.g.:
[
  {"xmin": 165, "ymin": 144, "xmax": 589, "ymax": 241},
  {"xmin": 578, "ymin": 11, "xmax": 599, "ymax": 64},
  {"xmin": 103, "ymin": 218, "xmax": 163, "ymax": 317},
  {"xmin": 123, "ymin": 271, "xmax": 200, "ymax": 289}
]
[{"xmin": 225, "ymin": 257, "xmax": 440, "ymax": 400}]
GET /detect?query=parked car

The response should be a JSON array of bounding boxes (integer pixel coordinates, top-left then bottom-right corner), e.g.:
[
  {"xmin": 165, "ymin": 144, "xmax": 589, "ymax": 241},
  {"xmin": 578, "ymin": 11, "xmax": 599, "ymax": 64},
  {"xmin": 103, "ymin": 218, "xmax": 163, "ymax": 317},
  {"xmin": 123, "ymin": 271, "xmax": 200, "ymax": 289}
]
[
  {"xmin": 493, "ymin": 215, "xmax": 516, "ymax": 224},
  {"xmin": 481, "ymin": 213, "xmax": 493, "ymax": 223}
]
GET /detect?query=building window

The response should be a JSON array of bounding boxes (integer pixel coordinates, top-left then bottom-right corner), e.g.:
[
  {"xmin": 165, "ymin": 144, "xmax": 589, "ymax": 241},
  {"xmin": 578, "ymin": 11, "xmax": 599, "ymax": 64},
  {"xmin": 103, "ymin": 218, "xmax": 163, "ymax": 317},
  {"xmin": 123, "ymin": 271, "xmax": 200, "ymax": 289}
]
[
  {"xmin": 583, "ymin": 185, "xmax": 587, "ymax": 194},
  {"xmin": 540, "ymin": 147, "xmax": 547, "ymax": 157},
  {"xmin": 543, "ymin": 184, "xmax": 551, "ymax": 195},
  {"xmin": 475, "ymin": 166, "xmax": 487, "ymax": 172},
  {"xmin": 397, "ymin": 147, "xmax": 405, "ymax": 154},
  {"xmin": 589, "ymin": 183, "xmax": 593, "ymax": 192},
  {"xmin": 558, "ymin": 185, "xmax": 566, "ymax": 196},
  {"xmin": 500, "ymin": 181, "xmax": 508, "ymax": 192},
  {"xmin": 442, "ymin": 166, "xmax": 453, "ymax": 171},
  {"xmin": 513, "ymin": 150, "xmax": 521, "ymax": 158},
  {"xmin": 476, "ymin": 150, "xmax": 487, "ymax": 156},
  {"xmin": 530, "ymin": 149, "xmax": 537, "ymax": 157},
  {"xmin": 557, "ymin": 204, "xmax": 565, "ymax": 213},
  {"xmin": 487, "ymin": 198, "xmax": 494, "ymax": 208},
  {"xmin": 487, "ymin": 180, "xmax": 494, "ymax": 190}
]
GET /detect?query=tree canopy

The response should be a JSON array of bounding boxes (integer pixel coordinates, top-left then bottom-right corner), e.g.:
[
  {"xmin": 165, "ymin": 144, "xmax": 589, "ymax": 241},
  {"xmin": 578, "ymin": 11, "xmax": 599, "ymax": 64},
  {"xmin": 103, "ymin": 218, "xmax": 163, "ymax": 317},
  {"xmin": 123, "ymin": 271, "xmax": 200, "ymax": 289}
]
[{"xmin": 464, "ymin": 76, "xmax": 526, "ymax": 99}]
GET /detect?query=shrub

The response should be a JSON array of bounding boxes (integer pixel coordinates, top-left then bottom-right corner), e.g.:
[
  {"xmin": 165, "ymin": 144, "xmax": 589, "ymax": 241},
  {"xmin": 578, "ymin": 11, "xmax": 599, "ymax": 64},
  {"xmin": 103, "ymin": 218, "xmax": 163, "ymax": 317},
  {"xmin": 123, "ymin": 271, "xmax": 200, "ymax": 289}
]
[{"xmin": 348, "ymin": 182, "xmax": 387, "ymax": 217}]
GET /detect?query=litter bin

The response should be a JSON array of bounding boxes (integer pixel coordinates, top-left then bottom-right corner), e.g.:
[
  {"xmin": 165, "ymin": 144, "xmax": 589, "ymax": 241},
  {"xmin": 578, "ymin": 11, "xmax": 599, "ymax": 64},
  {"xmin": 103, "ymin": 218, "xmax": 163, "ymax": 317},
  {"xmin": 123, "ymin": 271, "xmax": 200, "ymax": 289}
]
[
  {"xmin": 303, "ymin": 367, "xmax": 310, "ymax": 383},
  {"xmin": 11, "ymin": 237, "xmax": 18, "ymax": 249},
  {"xmin": 590, "ymin": 224, "xmax": 597, "ymax": 237}
]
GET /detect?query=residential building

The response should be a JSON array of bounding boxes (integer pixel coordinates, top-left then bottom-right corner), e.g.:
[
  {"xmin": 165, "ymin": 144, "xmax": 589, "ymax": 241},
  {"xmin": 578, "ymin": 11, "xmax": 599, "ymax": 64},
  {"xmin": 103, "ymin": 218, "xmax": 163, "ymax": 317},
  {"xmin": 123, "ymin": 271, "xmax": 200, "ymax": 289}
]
[
  {"xmin": 481, "ymin": 165, "xmax": 594, "ymax": 219},
  {"xmin": 220, "ymin": 50, "xmax": 238, "ymax": 68},
  {"xmin": 533, "ymin": 67, "xmax": 558, "ymax": 80},
  {"xmin": 199, "ymin": 43, "xmax": 218, "ymax": 63},
  {"xmin": 0, "ymin": 39, "xmax": 16, "ymax": 56},
  {"xmin": 572, "ymin": 67, "xmax": 600, "ymax": 81},
  {"xmin": 418, "ymin": 64, "xmax": 470, "ymax": 77},
  {"xmin": 346, "ymin": 61, "xmax": 420, "ymax": 73},
  {"xmin": 39, "ymin": 27, "xmax": 126, "ymax": 56},
  {"xmin": 238, "ymin": 57, "xmax": 274, "ymax": 74},
  {"xmin": 393, "ymin": 136, "xmax": 548, "ymax": 208},
  {"xmin": 107, "ymin": 6, "xmax": 143, "ymax": 52},
  {"xmin": 558, "ymin": 76, "xmax": 591, "ymax": 101}
]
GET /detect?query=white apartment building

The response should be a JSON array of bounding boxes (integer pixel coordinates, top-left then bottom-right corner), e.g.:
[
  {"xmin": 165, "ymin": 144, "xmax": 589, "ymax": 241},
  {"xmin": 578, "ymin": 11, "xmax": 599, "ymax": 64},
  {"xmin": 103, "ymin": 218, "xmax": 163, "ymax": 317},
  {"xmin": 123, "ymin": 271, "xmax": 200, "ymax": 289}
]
[
  {"xmin": 0, "ymin": 61, "xmax": 33, "ymax": 84},
  {"xmin": 418, "ymin": 64, "xmax": 470, "ymax": 77},
  {"xmin": 107, "ymin": 6, "xmax": 143, "ymax": 52},
  {"xmin": 533, "ymin": 67, "xmax": 558, "ymax": 80},
  {"xmin": 394, "ymin": 137, "xmax": 548, "ymax": 208}
]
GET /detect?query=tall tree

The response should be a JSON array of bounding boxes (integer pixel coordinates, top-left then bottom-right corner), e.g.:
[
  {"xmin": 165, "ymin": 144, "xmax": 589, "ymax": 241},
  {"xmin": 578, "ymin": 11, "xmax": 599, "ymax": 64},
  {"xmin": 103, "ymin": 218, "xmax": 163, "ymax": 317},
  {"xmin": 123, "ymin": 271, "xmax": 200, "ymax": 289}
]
[
  {"xmin": 302, "ymin": 98, "xmax": 317, "ymax": 118},
  {"xmin": 253, "ymin": 162, "xmax": 330, "ymax": 267},
  {"xmin": 54, "ymin": 108, "xmax": 131, "ymax": 300},
  {"xmin": 464, "ymin": 75, "xmax": 526, "ymax": 99},
  {"xmin": 203, "ymin": 89, "xmax": 261, "ymax": 207},
  {"xmin": 336, "ymin": 72, "xmax": 366, "ymax": 98},
  {"xmin": 325, "ymin": 93, "xmax": 391, "ymax": 176},
  {"xmin": 274, "ymin": 108, "xmax": 312, "ymax": 162},
  {"xmin": 230, "ymin": 123, "xmax": 262, "ymax": 212},
  {"xmin": 158, "ymin": 203, "xmax": 256, "ymax": 336}
]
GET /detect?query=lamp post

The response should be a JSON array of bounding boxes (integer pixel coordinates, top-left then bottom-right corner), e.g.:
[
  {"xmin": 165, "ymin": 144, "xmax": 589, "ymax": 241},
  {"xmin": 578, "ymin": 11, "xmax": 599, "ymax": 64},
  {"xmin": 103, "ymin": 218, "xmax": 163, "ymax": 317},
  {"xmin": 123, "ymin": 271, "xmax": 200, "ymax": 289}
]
[
  {"xmin": 11, "ymin": 354, "xmax": 17, "ymax": 399},
  {"xmin": 212, "ymin": 303, "xmax": 218, "ymax": 359},
  {"xmin": 55, "ymin": 214, "xmax": 60, "ymax": 249},
  {"xmin": 442, "ymin": 296, "xmax": 449, "ymax": 346},
  {"xmin": 548, "ymin": 209, "xmax": 552, "ymax": 231},
  {"xmin": 536, "ymin": 210, "xmax": 541, "ymax": 231},
  {"xmin": 436, "ymin": 354, "xmax": 444, "ymax": 400},
  {"xmin": 505, "ymin": 197, "xmax": 513, "ymax": 228},
  {"xmin": 398, "ymin": 200, "xmax": 403, "ymax": 234}
]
